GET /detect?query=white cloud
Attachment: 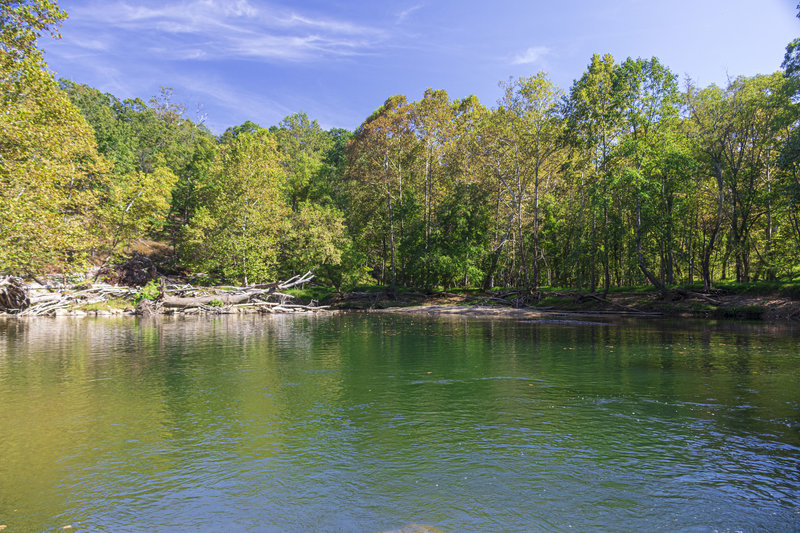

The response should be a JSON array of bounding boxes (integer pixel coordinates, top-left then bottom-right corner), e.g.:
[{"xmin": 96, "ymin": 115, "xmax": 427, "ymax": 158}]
[
  {"xmin": 63, "ymin": 0, "xmax": 387, "ymax": 63},
  {"xmin": 511, "ymin": 46, "xmax": 550, "ymax": 65},
  {"xmin": 70, "ymin": 38, "xmax": 111, "ymax": 52},
  {"xmin": 178, "ymin": 74, "xmax": 292, "ymax": 116},
  {"xmin": 396, "ymin": 4, "xmax": 423, "ymax": 24}
]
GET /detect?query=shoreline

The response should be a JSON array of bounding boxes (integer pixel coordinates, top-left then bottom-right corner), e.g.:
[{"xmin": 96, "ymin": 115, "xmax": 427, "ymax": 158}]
[
  {"xmin": 329, "ymin": 290, "xmax": 800, "ymax": 322},
  {"xmin": 370, "ymin": 304, "xmax": 660, "ymax": 321},
  {"xmin": 2, "ymin": 276, "xmax": 799, "ymax": 321}
]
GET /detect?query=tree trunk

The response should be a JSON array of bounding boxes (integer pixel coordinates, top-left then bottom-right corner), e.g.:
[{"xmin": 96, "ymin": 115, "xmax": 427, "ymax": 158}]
[
  {"xmin": 636, "ymin": 195, "xmax": 666, "ymax": 293},
  {"xmin": 385, "ymin": 153, "xmax": 397, "ymax": 293},
  {"xmin": 532, "ymin": 159, "xmax": 541, "ymax": 290}
]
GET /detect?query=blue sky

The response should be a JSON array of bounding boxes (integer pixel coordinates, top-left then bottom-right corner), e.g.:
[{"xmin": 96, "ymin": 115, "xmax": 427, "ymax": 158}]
[{"xmin": 41, "ymin": 0, "xmax": 800, "ymax": 134}]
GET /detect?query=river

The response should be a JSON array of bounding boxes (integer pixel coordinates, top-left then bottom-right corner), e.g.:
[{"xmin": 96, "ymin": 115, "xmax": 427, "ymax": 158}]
[{"xmin": 1, "ymin": 314, "xmax": 798, "ymax": 531}]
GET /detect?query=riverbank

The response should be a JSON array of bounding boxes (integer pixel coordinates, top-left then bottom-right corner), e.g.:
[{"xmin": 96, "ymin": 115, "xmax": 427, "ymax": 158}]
[
  {"xmin": 3, "ymin": 275, "xmax": 799, "ymax": 321},
  {"xmin": 325, "ymin": 288, "xmax": 800, "ymax": 321}
]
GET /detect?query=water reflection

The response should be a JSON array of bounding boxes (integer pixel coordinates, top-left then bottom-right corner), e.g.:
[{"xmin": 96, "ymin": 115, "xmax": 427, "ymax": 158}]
[{"xmin": 0, "ymin": 314, "xmax": 798, "ymax": 532}]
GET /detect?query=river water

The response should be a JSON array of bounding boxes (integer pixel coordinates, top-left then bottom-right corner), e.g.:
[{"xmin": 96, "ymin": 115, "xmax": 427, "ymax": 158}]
[{"xmin": 0, "ymin": 314, "xmax": 798, "ymax": 532}]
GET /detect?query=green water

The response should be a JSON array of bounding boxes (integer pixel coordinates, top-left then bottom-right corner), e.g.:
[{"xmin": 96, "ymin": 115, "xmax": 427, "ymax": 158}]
[{"xmin": 0, "ymin": 314, "xmax": 798, "ymax": 532}]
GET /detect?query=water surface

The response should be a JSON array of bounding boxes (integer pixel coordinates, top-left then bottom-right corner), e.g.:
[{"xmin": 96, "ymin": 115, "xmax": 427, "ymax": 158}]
[{"xmin": 1, "ymin": 314, "xmax": 798, "ymax": 531}]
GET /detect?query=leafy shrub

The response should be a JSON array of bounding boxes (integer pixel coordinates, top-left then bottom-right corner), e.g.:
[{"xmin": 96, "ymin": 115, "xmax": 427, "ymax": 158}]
[{"xmin": 132, "ymin": 279, "xmax": 161, "ymax": 305}]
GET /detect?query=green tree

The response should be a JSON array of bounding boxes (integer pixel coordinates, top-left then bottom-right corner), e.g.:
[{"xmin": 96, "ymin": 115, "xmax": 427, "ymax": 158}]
[
  {"xmin": 1, "ymin": 0, "xmax": 110, "ymax": 275},
  {"xmin": 61, "ymin": 80, "xmax": 217, "ymax": 257},
  {"xmin": 498, "ymin": 74, "xmax": 562, "ymax": 288},
  {"xmin": 183, "ymin": 130, "xmax": 287, "ymax": 285},
  {"xmin": 274, "ymin": 112, "xmax": 333, "ymax": 210},
  {"xmin": 686, "ymin": 73, "xmax": 789, "ymax": 285},
  {"xmin": 100, "ymin": 166, "xmax": 177, "ymax": 262},
  {"xmin": 278, "ymin": 202, "xmax": 350, "ymax": 282},
  {"xmin": 612, "ymin": 57, "xmax": 681, "ymax": 292},
  {"xmin": 563, "ymin": 53, "xmax": 623, "ymax": 292},
  {"xmin": 346, "ymin": 96, "xmax": 419, "ymax": 292}
]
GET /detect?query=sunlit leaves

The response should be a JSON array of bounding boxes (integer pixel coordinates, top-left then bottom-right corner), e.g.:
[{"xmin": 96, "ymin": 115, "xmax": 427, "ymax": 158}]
[
  {"xmin": 182, "ymin": 129, "xmax": 287, "ymax": 284},
  {"xmin": 0, "ymin": 4, "xmax": 109, "ymax": 274}
]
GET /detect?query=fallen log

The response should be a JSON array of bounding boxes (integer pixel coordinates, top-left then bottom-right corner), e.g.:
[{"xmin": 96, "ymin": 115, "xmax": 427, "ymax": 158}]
[
  {"xmin": 670, "ymin": 288, "xmax": 721, "ymax": 306},
  {"xmin": 29, "ymin": 293, "xmax": 64, "ymax": 305},
  {"xmin": 162, "ymin": 293, "xmax": 254, "ymax": 308}
]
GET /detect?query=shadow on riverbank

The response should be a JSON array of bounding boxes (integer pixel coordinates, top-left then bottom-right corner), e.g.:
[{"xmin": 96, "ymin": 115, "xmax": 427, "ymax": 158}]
[{"xmin": 325, "ymin": 289, "xmax": 800, "ymax": 322}]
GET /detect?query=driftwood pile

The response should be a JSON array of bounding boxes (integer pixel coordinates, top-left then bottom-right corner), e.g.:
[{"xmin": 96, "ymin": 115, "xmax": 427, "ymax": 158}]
[
  {"xmin": 146, "ymin": 271, "xmax": 327, "ymax": 316},
  {"xmin": 0, "ymin": 271, "xmax": 329, "ymax": 317},
  {"xmin": 0, "ymin": 276, "xmax": 135, "ymax": 316}
]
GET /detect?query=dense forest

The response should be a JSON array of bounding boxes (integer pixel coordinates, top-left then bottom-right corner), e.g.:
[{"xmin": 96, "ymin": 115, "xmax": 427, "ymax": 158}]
[{"xmin": 3, "ymin": 1, "xmax": 800, "ymax": 294}]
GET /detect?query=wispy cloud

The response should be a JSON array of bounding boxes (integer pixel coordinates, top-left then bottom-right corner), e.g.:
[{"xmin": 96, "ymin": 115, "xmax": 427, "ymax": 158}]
[
  {"xmin": 172, "ymin": 73, "xmax": 360, "ymax": 133},
  {"xmin": 60, "ymin": 0, "xmax": 387, "ymax": 63},
  {"xmin": 396, "ymin": 4, "xmax": 423, "ymax": 24},
  {"xmin": 174, "ymin": 73, "xmax": 294, "ymax": 128},
  {"xmin": 511, "ymin": 46, "xmax": 550, "ymax": 65}
]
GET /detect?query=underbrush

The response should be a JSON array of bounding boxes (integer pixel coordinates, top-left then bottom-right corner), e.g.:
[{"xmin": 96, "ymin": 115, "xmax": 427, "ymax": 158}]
[
  {"xmin": 77, "ymin": 298, "xmax": 131, "ymax": 312},
  {"xmin": 285, "ymin": 286, "xmax": 337, "ymax": 302},
  {"xmin": 683, "ymin": 280, "xmax": 800, "ymax": 298}
]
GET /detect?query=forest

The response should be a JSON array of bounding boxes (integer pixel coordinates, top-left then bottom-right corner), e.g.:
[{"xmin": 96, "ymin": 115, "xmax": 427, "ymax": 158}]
[{"xmin": 3, "ymin": 1, "xmax": 800, "ymax": 296}]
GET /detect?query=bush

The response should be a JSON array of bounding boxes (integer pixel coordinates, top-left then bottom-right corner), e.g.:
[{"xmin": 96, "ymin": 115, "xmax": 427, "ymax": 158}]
[{"xmin": 132, "ymin": 279, "xmax": 161, "ymax": 305}]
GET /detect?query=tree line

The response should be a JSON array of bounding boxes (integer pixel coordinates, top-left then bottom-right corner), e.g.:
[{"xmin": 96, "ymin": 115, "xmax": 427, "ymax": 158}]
[{"xmin": 2, "ymin": 0, "xmax": 800, "ymax": 293}]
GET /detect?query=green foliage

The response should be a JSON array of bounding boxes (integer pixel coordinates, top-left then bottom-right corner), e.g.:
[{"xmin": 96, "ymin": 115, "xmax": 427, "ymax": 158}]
[
  {"xmin": 101, "ymin": 166, "xmax": 178, "ymax": 260},
  {"xmin": 181, "ymin": 129, "xmax": 287, "ymax": 285},
  {"xmin": 285, "ymin": 286, "xmax": 336, "ymax": 302},
  {"xmin": 0, "ymin": 0, "xmax": 110, "ymax": 275},
  {"xmin": 132, "ymin": 279, "xmax": 160, "ymax": 305},
  {"xmin": 60, "ymin": 80, "xmax": 217, "ymax": 257},
  {"xmin": 279, "ymin": 202, "xmax": 348, "ymax": 276},
  {"xmin": 5, "ymin": 2, "xmax": 800, "ymax": 300},
  {"xmin": 0, "ymin": 0, "xmax": 66, "ymax": 67}
]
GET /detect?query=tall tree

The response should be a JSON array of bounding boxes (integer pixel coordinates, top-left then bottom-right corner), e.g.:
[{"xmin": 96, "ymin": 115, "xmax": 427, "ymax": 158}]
[
  {"xmin": 182, "ymin": 130, "xmax": 287, "ymax": 284},
  {"xmin": 1, "ymin": 0, "xmax": 110, "ymax": 274},
  {"xmin": 613, "ymin": 57, "xmax": 681, "ymax": 292},
  {"xmin": 687, "ymin": 73, "xmax": 788, "ymax": 284},
  {"xmin": 564, "ymin": 54, "xmax": 623, "ymax": 293},
  {"xmin": 346, "ymin": 96, "xmax": 418, "ymax": 292}
]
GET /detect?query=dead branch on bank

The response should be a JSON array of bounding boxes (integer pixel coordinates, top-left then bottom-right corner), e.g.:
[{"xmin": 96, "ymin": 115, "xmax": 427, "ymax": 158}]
[
  {"xmin": 0, "ymin": 270, "xmax": 327, "ymax": 317},
  {"xmin": 159, "ymin": 271, "xmax": 317, "ymax": 311}
]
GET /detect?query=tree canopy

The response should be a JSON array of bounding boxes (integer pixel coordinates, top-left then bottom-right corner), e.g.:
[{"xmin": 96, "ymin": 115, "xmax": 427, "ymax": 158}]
[{"xmin": 3, "ymin": 0, "xmax": 800, "ymax": 293}]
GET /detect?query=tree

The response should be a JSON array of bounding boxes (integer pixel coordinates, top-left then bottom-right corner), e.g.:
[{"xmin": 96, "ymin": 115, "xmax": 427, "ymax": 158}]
[
  {"xmin": 1, "ymin": 0, "xmax": 110, "ymax": 275},
  {"xmin": 411, "ymin": 88, "xmax": 455, "ymax": 272},
  {"xmin": 500, "ymin": 74, "xmax": 562, "ymax": 288},
  {"xmin": 182, "ymin": 130, "xmax": 287, "ymax": 284},
  {"xmin": 61, "ymin": 80, "xmax": 217, "ymax": 257},
  {"xmin": 686, "ymin": 73, "xmax": 788, "ymax": 285},
  {"xmin": 563, "ymin": 54, "xmax": 623, "ymax": 293},
  {"xmin": 346, "ymin": 96, "xmax": 419, "ymax": 292},
  {"xmin": 278, "ymin": 202, "xmax": 350, "ymax": 283},
  {"xmin": 273, "ymin": 112, "xmax": 333, "ymax": 210},
  {"xmin": 612, "ymin": 57, "xmax": 681, "ymax": 293},
  {"xmin": 100, "ymin": 166, "xmax": 177, "ymax": 262}
]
